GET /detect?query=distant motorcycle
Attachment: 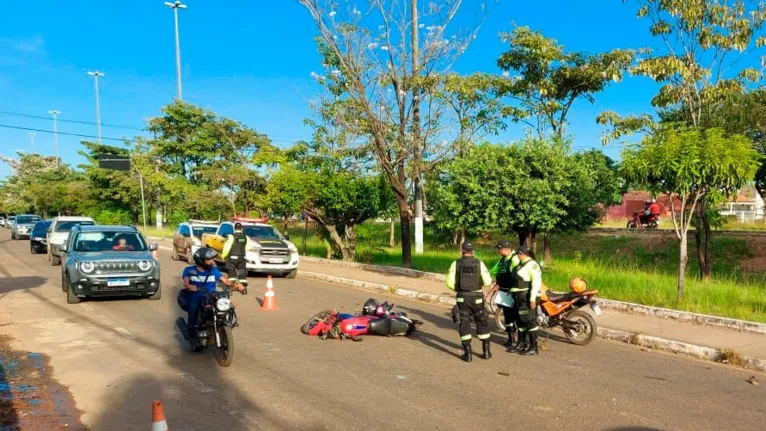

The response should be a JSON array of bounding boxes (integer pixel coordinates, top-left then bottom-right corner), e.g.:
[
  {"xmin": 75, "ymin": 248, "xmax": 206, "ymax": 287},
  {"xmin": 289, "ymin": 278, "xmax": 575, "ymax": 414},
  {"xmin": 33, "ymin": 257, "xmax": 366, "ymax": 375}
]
[
  {"xmin": 176, "ymin": 286, "xmax": 244, "ymax": 367},
  {"xmin": 301, "ymin": 299, "xmax": 423, "ymax": 340},
  {"xmin": 627, "ymin": 211, "xmax": 658, "ymax": 229}
]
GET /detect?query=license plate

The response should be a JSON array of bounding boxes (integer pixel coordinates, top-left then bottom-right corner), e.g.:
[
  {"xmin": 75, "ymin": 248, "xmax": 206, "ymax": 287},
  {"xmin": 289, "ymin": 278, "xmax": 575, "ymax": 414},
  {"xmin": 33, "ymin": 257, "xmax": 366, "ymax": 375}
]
[
  {"xmin": 591, "ymin": 303, "xmax": 602, "ymax": 316},
  {"xmin": 268, "ymin": 258, "xmax": 283, "ymax": 264},
  {"xmin": 107, "ymin": 279, "xmax": 130, "ymax": 287}
]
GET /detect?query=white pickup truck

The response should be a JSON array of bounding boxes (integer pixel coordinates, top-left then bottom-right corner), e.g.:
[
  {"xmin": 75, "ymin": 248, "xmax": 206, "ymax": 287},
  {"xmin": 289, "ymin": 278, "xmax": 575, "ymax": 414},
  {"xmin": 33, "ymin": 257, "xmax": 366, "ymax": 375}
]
[{"xmin": 201, "ymin": 218, "xmax": 300, "ymax": 278}]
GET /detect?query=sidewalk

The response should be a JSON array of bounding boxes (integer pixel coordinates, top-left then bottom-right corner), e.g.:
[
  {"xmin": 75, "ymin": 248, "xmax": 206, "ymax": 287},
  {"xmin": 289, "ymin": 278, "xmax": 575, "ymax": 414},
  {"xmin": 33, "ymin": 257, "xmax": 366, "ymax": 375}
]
[{"xmin": 299, "ymin": 260, "xmax": 766, "ymax": 369}]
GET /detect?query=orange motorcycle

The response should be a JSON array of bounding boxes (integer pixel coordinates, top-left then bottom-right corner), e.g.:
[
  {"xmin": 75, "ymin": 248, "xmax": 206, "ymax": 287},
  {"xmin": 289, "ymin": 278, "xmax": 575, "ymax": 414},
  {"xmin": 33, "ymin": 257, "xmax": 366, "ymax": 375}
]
[{"xmin": 493, "ymin": 278, "xmax": 600, "ymax": 345}]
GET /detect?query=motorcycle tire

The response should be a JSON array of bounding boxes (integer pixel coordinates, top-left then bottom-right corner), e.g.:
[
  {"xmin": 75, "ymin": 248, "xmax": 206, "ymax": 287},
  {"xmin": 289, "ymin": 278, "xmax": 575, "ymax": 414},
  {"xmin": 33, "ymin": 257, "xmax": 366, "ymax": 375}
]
[
  {"xmin": 562, "ymin": 310, "xmax": 597, "ymax": 346},
  {"xmin": 627, "ymin": 221, "xmax": 636, "ymax": 229},
  {"xmin": 301, "ymin": 310, "xmax": 334, "ymax": 334},
  {"xmin": 484, "ymin": 290, "xmax": 498, "ymax": 315},
  {"xmin": 493, "ymin": 307, "xmax": 507, "ymax": 334},
  {"xmin": 216, "ymin": 326, "xmax": 234, "ymax": 367}
]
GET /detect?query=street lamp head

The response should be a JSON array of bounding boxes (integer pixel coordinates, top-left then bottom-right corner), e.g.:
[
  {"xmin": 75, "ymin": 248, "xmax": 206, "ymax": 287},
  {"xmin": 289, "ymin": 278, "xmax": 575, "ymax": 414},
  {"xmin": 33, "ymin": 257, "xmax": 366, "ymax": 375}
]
[
  {"xmin": 88, "ymin": 71, "xmax": 105, "ymax": 77},
  {"xmin": 48, "ymin": 110, "xmax": 60, "ymax": 115},
  {"xmin": 165, "ymin": 1, "xmax": 186, "ymax": 8}
]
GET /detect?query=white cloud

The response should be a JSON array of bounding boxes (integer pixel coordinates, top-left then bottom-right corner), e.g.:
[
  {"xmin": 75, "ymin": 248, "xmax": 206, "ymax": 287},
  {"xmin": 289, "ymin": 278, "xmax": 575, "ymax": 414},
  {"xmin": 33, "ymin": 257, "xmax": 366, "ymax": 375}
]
[{"xmin": 13, "ymin": 34, "xmax": 44, "ymax": 53}]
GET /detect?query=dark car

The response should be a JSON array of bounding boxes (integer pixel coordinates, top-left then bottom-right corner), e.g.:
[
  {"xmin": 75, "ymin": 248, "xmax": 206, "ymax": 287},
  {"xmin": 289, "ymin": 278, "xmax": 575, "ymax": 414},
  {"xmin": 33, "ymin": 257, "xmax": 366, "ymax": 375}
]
[
  {"xmin": 30, "ymin": 220, "xmax": 52, "ymax": 254},
  {"xmin": 60, "ymin": 224, "xmax": 161, "ymax": 304}
]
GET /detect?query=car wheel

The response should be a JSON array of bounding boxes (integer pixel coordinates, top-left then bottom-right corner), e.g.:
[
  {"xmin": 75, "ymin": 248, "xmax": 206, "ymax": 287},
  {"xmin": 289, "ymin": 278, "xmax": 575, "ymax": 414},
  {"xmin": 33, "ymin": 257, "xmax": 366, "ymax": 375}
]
[
  {"xmin": 11, "ymin": 232, "xmax": 15, "ymax": 240},
  {"xmin": 30, "ymin": 244, "xmax": 37, "ymax": 254},
  {"xmin": 51, "ymin": 254, "xmax": 60, "ymax": 266},
  {"xmin": 61, "ymin": 271, "xmax": 68, "ymax": 293},
  {"xmin": 186, "ymin": 249, "xmax": 193, "ymax": 262},
  {"xmin": 148, "ymin": 284, "xmax": 161, "ymax": 300},
  {"xmin": 284, "ymin": 269, "xmax": 297, "ymax": 279},
  {"xmin": 172, "ymin": 246, "xmax": 179, "ymax": 261},
  {"xmin": 66, "ymin": 277, "xmax": 81, "ymax": 304}
]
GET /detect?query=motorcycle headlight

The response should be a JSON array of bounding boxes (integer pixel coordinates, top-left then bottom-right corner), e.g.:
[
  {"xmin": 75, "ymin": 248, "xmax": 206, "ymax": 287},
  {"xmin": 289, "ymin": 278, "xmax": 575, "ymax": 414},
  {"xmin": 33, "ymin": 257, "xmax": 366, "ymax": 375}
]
[
  {"xmin": 138, "ymin": 260, "xmax": 153, "ymax": 271},
  {"xmin": 80, "ymin": 261, "xmax": 95, "ymax": 274},
  {"xmin": 216, "ymin": 298, "xmax": 231, "ymax": 311}
]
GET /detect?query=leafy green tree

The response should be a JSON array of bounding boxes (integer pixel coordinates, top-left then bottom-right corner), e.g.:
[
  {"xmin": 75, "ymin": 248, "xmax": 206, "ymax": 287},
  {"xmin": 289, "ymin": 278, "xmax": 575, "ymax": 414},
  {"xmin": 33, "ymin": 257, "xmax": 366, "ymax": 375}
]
[
  {"xmin": 620, "ymin": 127, "xmax": 759, "ymax": 299},
  {"xmin": 263, "ymin": 165, "xmax": 311, "ymax": 232}
]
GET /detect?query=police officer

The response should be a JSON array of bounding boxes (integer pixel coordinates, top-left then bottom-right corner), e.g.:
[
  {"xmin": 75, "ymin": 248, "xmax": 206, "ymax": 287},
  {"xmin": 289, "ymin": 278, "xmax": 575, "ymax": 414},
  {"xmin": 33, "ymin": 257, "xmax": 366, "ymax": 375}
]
[
  {"xmin": 490, "ymin": 239, "xmax": 520, "ymax": 349},
  {"xmin": 446, "ymin": 241, "xmax": 493, "ymax": 362},
  {"xmin": 222, "ymin": 222, "xmax": 248, "ymax": 292},
  {"xmin": 508, "ymin": 246, "xmax": 543, "ymax": 355}
]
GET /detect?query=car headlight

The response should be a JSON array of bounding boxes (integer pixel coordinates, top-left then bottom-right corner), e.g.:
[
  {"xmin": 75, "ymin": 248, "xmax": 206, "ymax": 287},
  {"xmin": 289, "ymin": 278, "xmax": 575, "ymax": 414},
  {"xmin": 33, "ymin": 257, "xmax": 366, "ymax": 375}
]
[
  {"xmin": 138, "ymin": 260, "xmax": 153, "ymax": 271},
  {"xmin": 216, "ymin": 298, "xmax": 231, "ymax": 311},
  {"xmin": 248, "ymin": 245, "xmax": 260, "ymax": 252},
  {"xmin": 80, "ymin": 262, "xmax": 95, "ymax": 274},
  {"xmin": 287, "ymin": 243, "xmax": 298, "ymax": 253}
]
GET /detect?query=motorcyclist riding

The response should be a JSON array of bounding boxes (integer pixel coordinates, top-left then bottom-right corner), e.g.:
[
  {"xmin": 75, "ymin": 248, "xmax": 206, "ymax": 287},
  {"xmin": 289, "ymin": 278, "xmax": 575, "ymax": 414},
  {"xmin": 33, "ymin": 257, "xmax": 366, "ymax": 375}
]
[{"xmin": 179, "ymin": 247, "xmax": 241, "ymax": 344}]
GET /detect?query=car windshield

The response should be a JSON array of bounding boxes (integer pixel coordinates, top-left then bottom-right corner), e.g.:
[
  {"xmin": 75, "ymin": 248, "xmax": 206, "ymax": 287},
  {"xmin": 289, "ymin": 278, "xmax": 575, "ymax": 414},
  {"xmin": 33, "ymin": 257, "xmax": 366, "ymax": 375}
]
[
  {"xmin": 243, "ymin": 225, "xmax": 282, "ymax": 239},
  {"xmin": 56, "ymin": 220, "xmax": 95, "ymax": 232},
  {"xmin": 73, "ymin": 231, "xmax": 147, "ymax": 252},
  {"xmin": 33, "ymin": 222, "xmax": 51, "ymax": 235},
  {"xmin": 16, "ymin": 216, "xmax": 40, "ymax": 224},
  {"xmin": 192, "ymin": 226, "xmax": 218, "ymax": 238}
]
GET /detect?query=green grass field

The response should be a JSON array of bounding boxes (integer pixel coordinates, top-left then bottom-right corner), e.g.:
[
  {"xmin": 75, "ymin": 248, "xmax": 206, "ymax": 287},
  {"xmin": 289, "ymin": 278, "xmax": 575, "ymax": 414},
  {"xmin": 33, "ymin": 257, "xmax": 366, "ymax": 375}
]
[{"xmin": 143, "ymin": 220, "xmax": 766, "ymax": 322}]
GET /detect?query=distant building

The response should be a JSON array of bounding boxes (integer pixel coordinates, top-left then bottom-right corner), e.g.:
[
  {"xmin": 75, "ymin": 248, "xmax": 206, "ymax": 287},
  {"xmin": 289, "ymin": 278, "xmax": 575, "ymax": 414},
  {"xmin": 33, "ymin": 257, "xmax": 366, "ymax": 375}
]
[
  {"xmin": 605, "ymin": 191, "xmax": 682, "ymax": 220},
  {"xmin": 718, "ymin": 185, "xmax": 764, "ymax": 222}
]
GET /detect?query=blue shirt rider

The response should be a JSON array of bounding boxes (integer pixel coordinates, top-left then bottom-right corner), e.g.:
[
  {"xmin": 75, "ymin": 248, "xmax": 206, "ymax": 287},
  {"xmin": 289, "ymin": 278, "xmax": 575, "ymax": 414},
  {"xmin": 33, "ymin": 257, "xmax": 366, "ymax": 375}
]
[{"xmin": 180, "ymin": 247, "xmax": 239, "ymax": 341}]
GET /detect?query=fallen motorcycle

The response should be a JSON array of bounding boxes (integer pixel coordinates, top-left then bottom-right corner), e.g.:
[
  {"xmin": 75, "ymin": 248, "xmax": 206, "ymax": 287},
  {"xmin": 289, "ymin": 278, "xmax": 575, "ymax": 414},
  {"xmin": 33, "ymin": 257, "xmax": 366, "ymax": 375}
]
[
  {"xmin": 493, "ymin": 278, "xmax": 600, "ymax": 346},
  {"xmin": 300, "ymin": 298, "xmax": 423, "ymax": 340},
  {"xmin": 176, "ymin": 285, "xmax": 244, "ymax": 367}
]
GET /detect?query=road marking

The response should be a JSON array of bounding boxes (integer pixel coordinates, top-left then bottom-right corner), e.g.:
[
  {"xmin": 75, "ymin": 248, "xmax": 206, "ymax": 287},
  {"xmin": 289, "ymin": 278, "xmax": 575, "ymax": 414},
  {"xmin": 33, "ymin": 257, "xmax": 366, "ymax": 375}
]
[
  {"xmin": 114, "ymin": 327, "xmax": 134, "ymax": 339},
  {"xmin": 229, "ymin": 411, "xmax": 262, "ymax": 428},
  {"xmin": 178, "ymin": 372, "xmax": 214, "ymax": 393},
  {"xmin": 95, "ymin": 315, "xmax": 116, "ymax": 326}
]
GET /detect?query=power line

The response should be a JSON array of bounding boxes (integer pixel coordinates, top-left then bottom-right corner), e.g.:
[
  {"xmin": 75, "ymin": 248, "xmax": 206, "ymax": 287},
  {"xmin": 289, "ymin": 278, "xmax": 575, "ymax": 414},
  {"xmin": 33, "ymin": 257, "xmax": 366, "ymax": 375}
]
[
  {"xmin": 0, "ymin": 123, "xmax": 137, "ymax": 143},
  {"xmin": 0, "ymin": 110, "xmax": 146, "ymax": 131}
]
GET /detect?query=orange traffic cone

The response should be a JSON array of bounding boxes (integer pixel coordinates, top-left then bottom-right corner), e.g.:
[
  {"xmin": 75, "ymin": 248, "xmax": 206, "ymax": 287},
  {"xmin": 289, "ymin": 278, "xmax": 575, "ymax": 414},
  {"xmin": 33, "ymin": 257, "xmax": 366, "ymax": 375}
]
[
  {"xmin": 260, "ymin": 275, "xmax": 279, "ymax": 311},
  {"xmin": 152, "ymin": 400, "xmax": 169, "ymax": 431}
]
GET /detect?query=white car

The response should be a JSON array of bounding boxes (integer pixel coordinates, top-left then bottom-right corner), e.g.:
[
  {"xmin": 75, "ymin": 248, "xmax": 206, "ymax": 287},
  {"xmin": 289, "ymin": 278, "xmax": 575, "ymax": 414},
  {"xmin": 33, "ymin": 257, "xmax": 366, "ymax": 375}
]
[{"xmin": 47, "ymin": 216, "xmax": 96, "ymax": 266}]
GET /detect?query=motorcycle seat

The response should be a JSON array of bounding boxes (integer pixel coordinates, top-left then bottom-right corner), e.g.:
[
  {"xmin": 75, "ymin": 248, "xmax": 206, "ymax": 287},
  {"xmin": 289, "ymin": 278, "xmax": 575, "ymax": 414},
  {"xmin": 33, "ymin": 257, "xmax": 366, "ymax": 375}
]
[{"xmin": 544, "ymin": 290, "xmax": 572, "ymax": 303}]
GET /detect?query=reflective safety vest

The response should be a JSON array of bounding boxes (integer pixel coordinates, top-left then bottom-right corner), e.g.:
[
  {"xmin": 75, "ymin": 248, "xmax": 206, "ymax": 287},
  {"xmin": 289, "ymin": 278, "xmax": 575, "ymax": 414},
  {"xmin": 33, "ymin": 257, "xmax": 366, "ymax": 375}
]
[
  {"xmin": 509, "ymin": 258, "xmax": 535, "ymax": 292},
  {"xmin": 494, "ymin": 253, "xmax": 517, "ymax": 291},
  {"xmin": 229, "ymin": 231, "xmax": 248, "ymax": 257}
]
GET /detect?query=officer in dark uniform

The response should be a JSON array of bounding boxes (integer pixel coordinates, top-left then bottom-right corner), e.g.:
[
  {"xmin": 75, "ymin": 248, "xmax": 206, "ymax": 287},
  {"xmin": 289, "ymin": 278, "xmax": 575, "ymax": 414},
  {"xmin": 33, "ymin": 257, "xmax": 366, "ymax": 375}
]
[
  {"xmin": 490, "ymin": 239, "xmax": 520, "ymax": 349},
  {"xmin": 507, "ymin": 246, "xmax": 543, "ymax": 355},
  {"xmin": 222, "ymin": 222, "xmax": 249, "ymax": 292},
  {"xmin": 446, "ymin": 241, "xmax": 493, "ymax": 362}
]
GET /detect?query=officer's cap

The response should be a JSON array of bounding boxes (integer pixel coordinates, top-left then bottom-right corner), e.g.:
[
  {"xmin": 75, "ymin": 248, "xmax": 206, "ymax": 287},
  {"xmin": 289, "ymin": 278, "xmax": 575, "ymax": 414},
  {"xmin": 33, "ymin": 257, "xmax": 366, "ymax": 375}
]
[
  {"xmin": 496, "ymin": 239, "xmax": 511, "ymax": 249},
  {"xmin": 515, "ymin": 245, "xmax": 531, "ymax": 255},
  {"xmin": 461, "ymin": 241, "xmax": 474, "ymax": 252}
]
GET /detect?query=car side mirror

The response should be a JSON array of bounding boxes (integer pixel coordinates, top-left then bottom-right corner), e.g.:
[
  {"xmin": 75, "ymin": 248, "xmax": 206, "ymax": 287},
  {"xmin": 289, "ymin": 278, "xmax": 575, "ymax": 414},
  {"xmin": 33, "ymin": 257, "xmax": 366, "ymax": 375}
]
[
  {"xmin": 149, "ymin": 242, "xmax": 158, "ymax": 251},
  {"xmin": 284, "ymin": 234, "xmax": 290, "ymax": 240}
]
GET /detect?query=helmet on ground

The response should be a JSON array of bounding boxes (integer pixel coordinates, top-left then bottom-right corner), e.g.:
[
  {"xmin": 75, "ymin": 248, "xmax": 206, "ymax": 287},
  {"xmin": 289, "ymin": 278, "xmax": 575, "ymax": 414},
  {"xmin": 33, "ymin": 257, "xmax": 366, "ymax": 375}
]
[
  {"xmin": 569, "ymin": 277, "xmax": 588, "ymax": 293},
  {"xmin": 362, "ymin": 298, "xmax": 379, "ymax": 315},
  {"xmin": 193, "ymin": 247, "xmax": 219, "ymax": 269}
]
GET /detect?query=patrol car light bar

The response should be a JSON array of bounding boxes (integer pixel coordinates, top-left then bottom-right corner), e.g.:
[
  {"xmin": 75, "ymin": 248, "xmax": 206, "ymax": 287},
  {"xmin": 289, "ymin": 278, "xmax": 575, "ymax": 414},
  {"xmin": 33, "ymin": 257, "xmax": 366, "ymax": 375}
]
[
  {"xmin": 231, "ymin": 216, "xmax": 269, "ymax": 223},
  {"xmin": 188, "ymin": 219, "xmax": 220, "ymax": 225}
]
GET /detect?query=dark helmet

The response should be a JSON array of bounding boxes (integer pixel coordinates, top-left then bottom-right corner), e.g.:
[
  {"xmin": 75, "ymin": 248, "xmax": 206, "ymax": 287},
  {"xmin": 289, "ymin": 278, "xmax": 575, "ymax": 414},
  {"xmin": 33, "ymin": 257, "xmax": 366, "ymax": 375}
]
[
  {"xmin": 234, "ymin": 222, "xmax": 243, "ymax": 230},
  {"xmin": 362, "ymin": 298, "xmax": 379, "ymax": 315},
  {"xmin": 193, "ymin": 247, "xmax": 219, "ymax": 269}
]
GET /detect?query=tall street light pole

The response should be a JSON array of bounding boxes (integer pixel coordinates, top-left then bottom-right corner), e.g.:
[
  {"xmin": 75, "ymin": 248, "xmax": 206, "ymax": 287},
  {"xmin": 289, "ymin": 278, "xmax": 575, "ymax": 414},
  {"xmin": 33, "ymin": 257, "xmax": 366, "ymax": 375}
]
[
  {"xmin": 164, "ymin": 1, "xmax": 187, "ymax": 101},
  {"xmin": 48, "ymin": 110, "xmax": 60, "ymax": 166},
  {"xmin": 88, "ymin": 71, "xmax": 105, "ymax": 144}
]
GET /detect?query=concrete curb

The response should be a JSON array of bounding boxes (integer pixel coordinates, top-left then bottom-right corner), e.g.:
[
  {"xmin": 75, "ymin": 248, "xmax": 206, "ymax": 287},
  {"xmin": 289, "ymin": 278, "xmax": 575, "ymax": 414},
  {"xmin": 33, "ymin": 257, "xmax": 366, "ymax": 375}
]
[
  {"xmin": 299, "ymin": 270, "xmax": 766, "ymax": 372},
  {"xmin": 300, "ymin": 256, "xmax": 766, "ymax": 335}
]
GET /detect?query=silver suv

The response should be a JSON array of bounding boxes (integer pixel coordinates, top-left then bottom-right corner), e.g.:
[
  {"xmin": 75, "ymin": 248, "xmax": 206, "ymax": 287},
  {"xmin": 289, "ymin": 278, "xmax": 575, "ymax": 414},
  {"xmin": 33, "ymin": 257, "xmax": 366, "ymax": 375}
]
[
  {"xmin": 11, "ymin": 214, "xmax": 41, "ymax": 240},
  {"xmin": 47, "ymin": 216, "xmax": 96, "ymax": 266},
  {"xmin": 60, "ymin": 224, "xmax": 160, "ymax": 304}
]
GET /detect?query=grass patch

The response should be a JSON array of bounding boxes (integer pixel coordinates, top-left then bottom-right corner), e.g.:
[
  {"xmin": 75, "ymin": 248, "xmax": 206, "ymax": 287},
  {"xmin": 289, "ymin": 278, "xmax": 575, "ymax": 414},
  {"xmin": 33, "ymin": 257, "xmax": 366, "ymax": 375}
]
[
  {"xmin": 286, "ymin": 221, "xmax": 766, "ymax": 323},
  {"xmin": 716, "ymin": 349, "xmax": 746, "ymax": 367}
]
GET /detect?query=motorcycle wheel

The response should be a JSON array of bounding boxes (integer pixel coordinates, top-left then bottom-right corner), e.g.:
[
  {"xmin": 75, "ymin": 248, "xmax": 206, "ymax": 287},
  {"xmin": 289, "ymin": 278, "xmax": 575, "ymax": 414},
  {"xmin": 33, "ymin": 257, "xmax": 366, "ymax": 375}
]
[
  {"xmin": 484, "ymin": 290, "xmax": 498, "ymax": 315},
  {"xmin": 562, "ymin": 310, "xmax": 597, "ymax": 346},
  {"xmin": 627, "ymin": 221, "xmax": 636, "ymax": 229},
  {"xmin": 216, "ymin": 326, "xmax": 234, "ymax": 367},
  {"xmin": 493, "ymin": 307, "xmax": 507, "ymax": 334},
  {"xmin": 301, "ymin": 310, "xmax": 333, "ymax": 334}
]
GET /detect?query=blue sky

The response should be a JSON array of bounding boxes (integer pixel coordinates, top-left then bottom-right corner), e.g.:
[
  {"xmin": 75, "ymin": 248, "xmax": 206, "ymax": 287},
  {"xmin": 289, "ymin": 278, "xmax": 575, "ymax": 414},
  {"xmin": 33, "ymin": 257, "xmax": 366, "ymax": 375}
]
[{"xmin": 0, "ymin": 0, "xmax": 666, "ymax": 179}]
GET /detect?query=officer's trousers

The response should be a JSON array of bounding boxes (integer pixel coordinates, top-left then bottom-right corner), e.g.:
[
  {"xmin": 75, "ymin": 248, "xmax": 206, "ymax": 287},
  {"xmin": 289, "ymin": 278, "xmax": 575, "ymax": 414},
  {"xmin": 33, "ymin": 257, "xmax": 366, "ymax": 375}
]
[
  {"xmin": 457, "ymin": 293, "xmax": 490, "ymax": 344},
  {"xmin": 226, "ymin": 255, "xmax": 248, "ymax": 286}
]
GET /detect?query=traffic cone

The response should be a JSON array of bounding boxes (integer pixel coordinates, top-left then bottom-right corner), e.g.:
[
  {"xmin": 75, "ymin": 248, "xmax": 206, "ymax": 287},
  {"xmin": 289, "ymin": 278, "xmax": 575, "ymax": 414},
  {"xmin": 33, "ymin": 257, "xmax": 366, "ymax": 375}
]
[
  {"xmin": 260, "ymin": 275, "xmax": 279, "ymax": 311},
  {"xmin": 152, "ymin": 400, "xmax": 169, "ymax": 431}
]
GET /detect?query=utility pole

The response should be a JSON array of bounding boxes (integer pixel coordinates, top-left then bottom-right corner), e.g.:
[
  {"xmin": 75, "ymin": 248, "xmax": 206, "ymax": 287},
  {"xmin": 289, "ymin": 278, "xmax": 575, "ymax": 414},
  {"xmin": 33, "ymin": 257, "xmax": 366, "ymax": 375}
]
[
  {"xmin": 87, "ymin": 71, "xmax": 105, "ymax": 144},
  {"xmin": 48, "ymin": 110, "xmax": 60, "ymax": 166},
  {"xmin": 165, "ymin": 1, "xmax": 187, "ymax": 101},
  {"xmin": 411, "ymin": 0, "xmax": 424, "ymax": 255}
]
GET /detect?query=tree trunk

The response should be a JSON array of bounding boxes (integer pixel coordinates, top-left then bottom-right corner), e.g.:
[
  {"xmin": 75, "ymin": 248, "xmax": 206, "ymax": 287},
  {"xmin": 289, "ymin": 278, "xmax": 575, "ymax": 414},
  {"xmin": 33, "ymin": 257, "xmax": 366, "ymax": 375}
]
[
  {"xmin": 678, "ymin": 231, "xmax": 688, "ymax": 300},
  {"xmin": 390, "ymin": 218, "xmax": 396, "ymax": 248},
  {"xmin": 530, "ymin": 229, "xmax": 538, "ymax": 256},
  {"xmin": 694, "ymin": 207, "xmax": 705, "ymax": 280},
  {"xmin": 517, "ymin": 229, "xmax": 530, "ymax": 247},
  {"xmin": 459, "ymin": 229, "xmax": 465, "ymax": 247},
  {"xmin": 284, "ymin": 216, "xmax": 289, "ymax": 235},
  {"xmin": 703, "ymin": 212, "xmax": 712, "ymax": 281},
  {"xmin": 344, "ymin": 226, "xmax": 357, "ymax": 261},
  {"xmin": 325, "ymin": 225, "xmax": 353, "ymax": 261},
  {"xmin": 398, "ymin": 199, "xmax": 412, "ymax": 268},
  {"xmin": 544, "ymin": 231, "xmax": 552, "ymax": 264},
  {"xmin": 451, "ymin": 229, "xmax": 459, "ymax": 246}
]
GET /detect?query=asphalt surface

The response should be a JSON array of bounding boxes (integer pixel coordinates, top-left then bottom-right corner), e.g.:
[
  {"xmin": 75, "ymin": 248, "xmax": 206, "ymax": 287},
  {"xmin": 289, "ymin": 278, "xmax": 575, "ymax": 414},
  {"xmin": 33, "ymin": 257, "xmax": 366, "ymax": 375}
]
[{"xmin": 0, "ymin": 229, "xmax": 764, "ymax": 431}]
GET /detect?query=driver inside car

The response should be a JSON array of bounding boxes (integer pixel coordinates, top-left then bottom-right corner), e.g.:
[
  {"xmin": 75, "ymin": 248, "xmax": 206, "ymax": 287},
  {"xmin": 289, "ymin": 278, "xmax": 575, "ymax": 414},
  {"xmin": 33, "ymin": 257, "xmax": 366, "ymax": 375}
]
[{"xmin": 179, "ymin": 247, "xmax": 241, "ymax": 343}]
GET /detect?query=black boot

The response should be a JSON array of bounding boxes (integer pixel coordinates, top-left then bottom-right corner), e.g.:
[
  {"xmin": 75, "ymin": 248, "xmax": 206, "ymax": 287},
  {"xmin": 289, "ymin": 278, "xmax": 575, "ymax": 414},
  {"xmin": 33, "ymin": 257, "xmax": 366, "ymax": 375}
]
[
  {"xmin": 504, "ymin": 327, "xmax": 516, "ymax": 348},
  {"xmin": 460, "ymin": 342, "xmax": 472, "ymax": 362},
  {"xmin": 482, "ymin": 339, "xmax": 492, "ymax": 359},
  {"xmin": 520, "ymin": 331, "xmax": 539, "ymax": 355},
  {"xmin": 510, "ymin": 331, "xmax": 525, "ymax": 353}
]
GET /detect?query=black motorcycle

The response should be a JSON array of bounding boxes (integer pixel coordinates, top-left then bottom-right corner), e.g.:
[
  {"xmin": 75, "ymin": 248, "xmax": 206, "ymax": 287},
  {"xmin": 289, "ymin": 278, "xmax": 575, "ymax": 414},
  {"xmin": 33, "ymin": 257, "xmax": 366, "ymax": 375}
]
[{"xmin": 176, "ymin": 286, "xmax": 243, "ymax": 367}]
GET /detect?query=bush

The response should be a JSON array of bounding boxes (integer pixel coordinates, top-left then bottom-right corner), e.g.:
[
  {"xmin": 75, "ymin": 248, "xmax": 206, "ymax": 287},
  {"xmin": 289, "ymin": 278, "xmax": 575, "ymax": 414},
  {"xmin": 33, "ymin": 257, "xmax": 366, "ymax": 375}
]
[{"xmin": 94, "ymin": 209, "xmax": 134, "ymax": 225}]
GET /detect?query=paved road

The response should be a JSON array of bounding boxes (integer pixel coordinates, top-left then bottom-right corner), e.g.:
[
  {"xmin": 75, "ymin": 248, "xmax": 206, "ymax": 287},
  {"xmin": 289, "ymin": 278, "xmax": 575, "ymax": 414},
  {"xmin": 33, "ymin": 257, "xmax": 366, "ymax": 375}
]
[{"xmin": 0, "ymin": 230, "xmax": 764, "ymax": 431}]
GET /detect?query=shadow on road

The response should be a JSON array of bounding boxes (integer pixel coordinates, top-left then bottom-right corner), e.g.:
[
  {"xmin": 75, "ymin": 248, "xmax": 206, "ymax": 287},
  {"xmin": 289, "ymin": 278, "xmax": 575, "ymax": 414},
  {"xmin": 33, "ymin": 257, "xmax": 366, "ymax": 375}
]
[
  {"xmin": 0, "ymin": 276, "xmax": 48, "ymax": 295},
  {"xmin": 397, "ymin": 305, "xmax": 466, "ymax": 358}
]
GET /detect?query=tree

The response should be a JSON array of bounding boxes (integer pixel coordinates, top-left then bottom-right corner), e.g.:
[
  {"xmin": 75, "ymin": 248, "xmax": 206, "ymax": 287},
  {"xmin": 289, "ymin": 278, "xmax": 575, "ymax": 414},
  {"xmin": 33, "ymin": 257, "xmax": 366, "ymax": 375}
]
[
  {"xmin": 497, "ymin": 25, "xmax": 638, "ymax": 139},
  {"xmin": 298, "ymin": 0, "xmax": 488, "ymax": 267},
  {"xmin": 620, "ymin": 126, "xmax": 759, "ymax": 299},
  {"xmin": 263, "ymin": 165, "xmax": 311, "ymax": 232},
  {"xmin": 598, "ymin": 0, "xmax": 766, "ymax": 280}
]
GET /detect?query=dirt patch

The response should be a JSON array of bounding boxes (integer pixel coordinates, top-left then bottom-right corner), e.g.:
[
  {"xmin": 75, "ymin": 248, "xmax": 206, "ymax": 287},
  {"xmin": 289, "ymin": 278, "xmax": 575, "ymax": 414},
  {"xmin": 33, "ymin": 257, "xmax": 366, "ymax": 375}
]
[
  {"xmin": 0, "ymin": 335, "xmax": 87, "ymax": 430},
  {"xmin": 738, "ymin": 238, "xmax": 766, "ymax": 273}
]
